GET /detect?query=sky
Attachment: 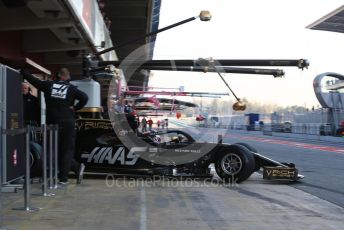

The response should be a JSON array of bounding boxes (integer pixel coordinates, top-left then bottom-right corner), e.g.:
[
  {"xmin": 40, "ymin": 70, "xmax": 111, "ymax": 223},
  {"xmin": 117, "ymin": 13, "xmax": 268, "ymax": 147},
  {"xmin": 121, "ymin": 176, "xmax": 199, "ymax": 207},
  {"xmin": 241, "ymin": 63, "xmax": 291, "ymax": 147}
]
[{"xmin": 149, "ymin": 0, "xmax": 344, "ymax": 108}]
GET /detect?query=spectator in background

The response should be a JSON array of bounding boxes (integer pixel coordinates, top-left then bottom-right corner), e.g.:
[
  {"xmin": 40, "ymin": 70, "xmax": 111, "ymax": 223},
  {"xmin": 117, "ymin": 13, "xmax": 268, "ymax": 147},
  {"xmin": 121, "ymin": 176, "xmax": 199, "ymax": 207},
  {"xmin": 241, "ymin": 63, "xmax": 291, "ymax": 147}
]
[
  {"xmin": 105, "ymin": 17, "xmax": 112, "ymax": 30},
  {"xmin": 147, "ymin": 118, "xmax": 153, "ymax": 130},
  {"xmin": 114, "ymin": 98, "xmax": 123, "ymax": 113},
  {"xmin": 157, "ymin": 120, "xmax": 161, "ymax": 129},
  {"xmin": 141, "ymin": 117, "xmax": 147, "ymax": 132},
  {"xmin": 165, "ymin": 118, "xmax": 169, "ymax": 129},
  {"xmin": 137, "ymin": 117, "xmax": 140, "ymax": 131},
  {"xmin": 98, "ymin": 0, "xmax": 105, "ymax": 10},
  {"xmin": 161, "ymin": 119, "xmax": 165, "ymax": 129},
  {"xmin": 22, "ymin": 82, "xmax": 40, "ymax": 125}
]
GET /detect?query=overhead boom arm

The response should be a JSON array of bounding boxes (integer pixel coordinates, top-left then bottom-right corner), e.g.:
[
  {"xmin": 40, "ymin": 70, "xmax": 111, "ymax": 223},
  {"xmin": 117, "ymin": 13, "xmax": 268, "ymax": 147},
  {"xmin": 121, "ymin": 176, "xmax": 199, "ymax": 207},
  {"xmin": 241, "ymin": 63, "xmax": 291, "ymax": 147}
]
[
  {"xmin": 96, "ymin": 11, "xmax": 212, "ymax": 56},
  {"xmin": 141, "ymin": 66, "xmax": 285, "ymax": 77},
  {"xmin": 97, "ymin": 59, "xmax": 309, "ymax": 70}
]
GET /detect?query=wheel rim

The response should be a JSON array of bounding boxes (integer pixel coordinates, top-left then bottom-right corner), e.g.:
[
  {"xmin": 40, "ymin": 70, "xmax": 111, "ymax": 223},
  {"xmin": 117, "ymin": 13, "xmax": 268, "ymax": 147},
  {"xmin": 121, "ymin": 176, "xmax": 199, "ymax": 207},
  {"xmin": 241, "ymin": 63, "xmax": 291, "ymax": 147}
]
[{"xmin": 221, "ymin": 153, "xmax": 242, "ymax": 175}]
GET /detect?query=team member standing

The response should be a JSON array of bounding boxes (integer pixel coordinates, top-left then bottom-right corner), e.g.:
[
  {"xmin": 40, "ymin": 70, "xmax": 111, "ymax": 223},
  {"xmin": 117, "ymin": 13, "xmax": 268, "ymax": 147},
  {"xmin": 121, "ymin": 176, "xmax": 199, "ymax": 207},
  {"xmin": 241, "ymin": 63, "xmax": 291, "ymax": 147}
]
[
  {"xmin": 20, "ymin": 68, "xmax": 88, "ymax": 184},
  {"xmin": 123, "ymin": 100, "xmax": 132, "ymax": 114}
]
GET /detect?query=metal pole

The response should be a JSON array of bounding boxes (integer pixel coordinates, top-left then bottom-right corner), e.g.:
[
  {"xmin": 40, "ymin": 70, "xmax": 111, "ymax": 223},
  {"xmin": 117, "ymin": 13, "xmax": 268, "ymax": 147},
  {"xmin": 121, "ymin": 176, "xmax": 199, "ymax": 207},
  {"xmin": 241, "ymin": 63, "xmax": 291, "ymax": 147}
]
[
  {"xmin": 96, "ymin": 16, "xmax": 198, "ymax": 56},
  {"xmin": 13, "ymin": 126, "xmax": 40, "ymax": 212},
  {"xmin": 53, "ymin": 125, "xmax": 58, "ymax": 189},
  {"xmin": 48, "ymin": 126, "xmax": 53, "ymax": 189},
  {"xmin": 218, "ymin": 135, "xmax": 223, "ymax": 144},
  {"xmin": 213, "ymin": 66, "xmax": 240, "ymax": 101},
  {"xmin": 24, "ymin": 130, "xmax": 31, "ymax": 208},
  {"xmin": 41, "ymin": 124, "xmax": 54, "ymax": 197},
  {"xmin": 138, "ymin": 66, "xmax": 285, "ymax": 77}
]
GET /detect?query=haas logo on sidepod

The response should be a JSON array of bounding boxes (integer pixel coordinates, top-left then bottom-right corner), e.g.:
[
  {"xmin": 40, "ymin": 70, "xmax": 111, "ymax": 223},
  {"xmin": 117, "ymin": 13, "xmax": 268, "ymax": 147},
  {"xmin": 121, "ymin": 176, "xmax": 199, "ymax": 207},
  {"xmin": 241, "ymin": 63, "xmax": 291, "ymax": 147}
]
[{"xmin": 81, "ymin": 147, "xmax": 143, "ymax": 165}]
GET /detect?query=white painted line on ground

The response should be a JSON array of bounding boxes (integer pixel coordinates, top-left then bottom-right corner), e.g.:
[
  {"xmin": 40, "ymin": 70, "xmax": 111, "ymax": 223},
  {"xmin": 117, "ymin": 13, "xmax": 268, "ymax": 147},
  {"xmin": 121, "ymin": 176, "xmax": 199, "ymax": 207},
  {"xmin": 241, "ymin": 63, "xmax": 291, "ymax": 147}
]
[{"xmin": 140, "ymin": 187, "xmax": 147, "ymax": 230}]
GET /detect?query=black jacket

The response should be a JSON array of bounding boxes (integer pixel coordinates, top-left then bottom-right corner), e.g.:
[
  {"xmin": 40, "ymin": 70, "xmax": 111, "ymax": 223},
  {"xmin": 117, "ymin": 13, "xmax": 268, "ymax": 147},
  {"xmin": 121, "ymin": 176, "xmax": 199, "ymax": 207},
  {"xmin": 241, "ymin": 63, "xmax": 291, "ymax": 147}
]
[
  {"xmin": 21, "ymin": 72, "xmax": 88, "ymax": 123},
  {"xmin": 23, "ymin": 93, "xmax": 40, "ymax": 124}
]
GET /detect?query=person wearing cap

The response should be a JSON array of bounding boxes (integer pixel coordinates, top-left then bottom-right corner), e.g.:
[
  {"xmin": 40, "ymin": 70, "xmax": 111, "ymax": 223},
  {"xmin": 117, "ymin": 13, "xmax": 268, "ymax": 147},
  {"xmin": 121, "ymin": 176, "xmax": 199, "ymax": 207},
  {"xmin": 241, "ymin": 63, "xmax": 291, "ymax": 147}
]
[{"xmin": 20, "ymin": 68, "xmax": 88, "ymax": 185}]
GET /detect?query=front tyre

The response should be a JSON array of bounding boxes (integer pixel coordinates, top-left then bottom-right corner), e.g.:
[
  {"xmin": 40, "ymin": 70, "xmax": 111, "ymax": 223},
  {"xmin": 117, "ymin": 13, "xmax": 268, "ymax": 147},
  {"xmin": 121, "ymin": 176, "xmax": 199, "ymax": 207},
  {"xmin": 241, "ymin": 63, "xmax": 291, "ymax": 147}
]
[
  {"xmin": 215, "ymin": 144, "xmax": 255, "ymax": 183},
  {"xmin": 234, "ymin": 142, "xmax": 261, "ymax": 172},
  {"xmin": 30, "ymin": 142, "xmax": 43, "ymax": 178}
]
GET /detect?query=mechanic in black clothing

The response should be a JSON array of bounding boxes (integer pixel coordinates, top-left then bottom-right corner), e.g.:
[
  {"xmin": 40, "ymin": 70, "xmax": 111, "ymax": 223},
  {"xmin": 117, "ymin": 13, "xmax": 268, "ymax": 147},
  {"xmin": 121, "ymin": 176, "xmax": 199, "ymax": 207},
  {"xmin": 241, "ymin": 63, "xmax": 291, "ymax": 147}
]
[
  {"xmin": 123, "ymin": 100, "xmax": 132, "ymax": 114},
  {"xmin": 22, "ymin": 82, "xmax": 40, "ymax": 125},
  {"xmin": 20, "ymin": 68, "xmax": 88, "ymax": 185}
]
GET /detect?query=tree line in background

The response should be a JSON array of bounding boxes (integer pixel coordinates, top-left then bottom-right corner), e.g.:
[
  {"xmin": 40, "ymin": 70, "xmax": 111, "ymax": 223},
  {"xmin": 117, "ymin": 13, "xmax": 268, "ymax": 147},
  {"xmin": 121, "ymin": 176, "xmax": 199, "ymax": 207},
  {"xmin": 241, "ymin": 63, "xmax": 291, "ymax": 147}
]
[{"xmin": 191, "ymin": 98, "xmax": 309, "ymax": 115}]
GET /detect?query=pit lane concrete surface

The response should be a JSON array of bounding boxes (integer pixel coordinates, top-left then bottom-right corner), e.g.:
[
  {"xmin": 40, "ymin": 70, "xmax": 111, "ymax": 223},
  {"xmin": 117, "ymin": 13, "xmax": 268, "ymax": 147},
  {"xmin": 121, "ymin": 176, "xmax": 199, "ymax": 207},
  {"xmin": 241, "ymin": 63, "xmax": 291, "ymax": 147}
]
[
  {"xmin": 169, "ymin": 120, "xmax": 344, "ymax": 208},
  {"xmin": 1, "ymin": 123, "xmax": 344, "ymax": 230},
  {"xmin": 1, "ymin": 174, "xmax": 344, "ymax": 230}
]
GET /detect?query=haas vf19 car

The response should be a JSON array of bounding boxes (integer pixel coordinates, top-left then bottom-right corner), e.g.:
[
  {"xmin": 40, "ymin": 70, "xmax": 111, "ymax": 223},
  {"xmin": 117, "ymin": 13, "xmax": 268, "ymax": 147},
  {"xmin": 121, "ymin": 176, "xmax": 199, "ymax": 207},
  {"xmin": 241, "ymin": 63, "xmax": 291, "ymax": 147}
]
[{"xmin": 75, "ymin": 118, "xmax": 302, "ymax": 183}]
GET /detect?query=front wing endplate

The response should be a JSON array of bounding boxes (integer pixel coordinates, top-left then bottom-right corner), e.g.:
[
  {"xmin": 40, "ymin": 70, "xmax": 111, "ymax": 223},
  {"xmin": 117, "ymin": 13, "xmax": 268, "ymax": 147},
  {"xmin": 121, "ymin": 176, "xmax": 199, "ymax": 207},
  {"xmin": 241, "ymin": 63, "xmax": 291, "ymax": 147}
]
[{"xmin": 263, "ymin": 166, "xmax": 299, "ymax": 181}]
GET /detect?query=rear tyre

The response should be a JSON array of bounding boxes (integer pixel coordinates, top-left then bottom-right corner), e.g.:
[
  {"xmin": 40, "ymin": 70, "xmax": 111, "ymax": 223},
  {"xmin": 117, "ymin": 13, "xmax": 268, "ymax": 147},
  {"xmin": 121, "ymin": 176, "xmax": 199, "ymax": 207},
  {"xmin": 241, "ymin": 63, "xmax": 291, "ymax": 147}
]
[
  {"xmin": 215, "ymin": 144, "xmax": 255, "ymax": 183},
  {"xmin": 30, "ymin": 142, "xmax": 43, "ymax": 178},
  {"xmin": 235, "ymin": 142, "xmax": 261, "ymax": 171}
]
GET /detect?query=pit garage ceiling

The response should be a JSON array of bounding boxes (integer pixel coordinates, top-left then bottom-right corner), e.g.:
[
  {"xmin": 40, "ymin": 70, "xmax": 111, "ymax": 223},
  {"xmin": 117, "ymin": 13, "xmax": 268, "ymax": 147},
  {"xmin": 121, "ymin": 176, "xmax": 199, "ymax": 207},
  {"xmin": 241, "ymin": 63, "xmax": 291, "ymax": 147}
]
[
  {"xmin": 0, "ymin": 0, "xmax": 161, "ymax": 82},
  {"xmin": 0, "ymin": 0, "xmax": 90, "ymax": 72},
  {"xmin": 307, "ymin": 5, "xmax": 344, "ymax": 34},
  {"xmin": 103, "ymin": 0, "xmax": 161, "ymax": 89},
  {"xmin": 104, "ymin": 0, "xmax": 161, "ymax": 60}
]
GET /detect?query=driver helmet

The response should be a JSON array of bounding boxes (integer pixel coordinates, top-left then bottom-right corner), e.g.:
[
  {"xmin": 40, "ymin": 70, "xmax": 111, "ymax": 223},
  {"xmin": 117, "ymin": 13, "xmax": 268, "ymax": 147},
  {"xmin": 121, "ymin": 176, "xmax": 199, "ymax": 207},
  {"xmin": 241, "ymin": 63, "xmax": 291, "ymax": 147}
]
[{"xmin": 171, "ymin": 136, "xmax": 179, "ymax": 143}]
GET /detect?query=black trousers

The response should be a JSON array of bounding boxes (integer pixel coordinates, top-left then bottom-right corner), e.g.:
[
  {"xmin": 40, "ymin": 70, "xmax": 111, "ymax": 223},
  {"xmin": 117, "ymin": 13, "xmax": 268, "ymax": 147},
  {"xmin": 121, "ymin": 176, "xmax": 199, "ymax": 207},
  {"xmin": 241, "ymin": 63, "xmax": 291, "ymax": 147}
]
[{"xmin": 54, "ymin": 120, "xmax": 80, "ymax": 181}]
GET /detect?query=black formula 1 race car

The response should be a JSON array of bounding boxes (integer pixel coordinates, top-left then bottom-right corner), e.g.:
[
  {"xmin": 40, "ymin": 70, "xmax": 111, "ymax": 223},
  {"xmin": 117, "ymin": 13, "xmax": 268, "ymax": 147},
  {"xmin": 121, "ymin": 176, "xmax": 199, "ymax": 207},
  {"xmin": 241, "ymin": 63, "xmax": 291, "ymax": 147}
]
[
  {"xmin": 71, "ymin": 57, "xmax": 308, "ymax": 183},
  {"xmin": 75, "ymin": 118, "xmax": 302, "ymax": 183}
]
